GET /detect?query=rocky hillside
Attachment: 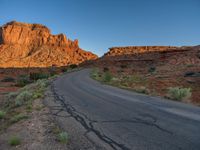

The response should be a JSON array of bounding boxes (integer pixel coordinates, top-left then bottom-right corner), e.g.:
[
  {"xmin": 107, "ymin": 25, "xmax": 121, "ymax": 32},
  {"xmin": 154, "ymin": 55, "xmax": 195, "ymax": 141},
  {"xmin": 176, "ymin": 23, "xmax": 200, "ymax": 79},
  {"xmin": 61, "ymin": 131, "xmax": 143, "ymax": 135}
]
[
  {"xmin": 0, "ymin": 21, "xmax": 97, "ymax": 67},
  {"xmin": 97, "ymin": 46, "xmax": 200, "ymax": 104}
]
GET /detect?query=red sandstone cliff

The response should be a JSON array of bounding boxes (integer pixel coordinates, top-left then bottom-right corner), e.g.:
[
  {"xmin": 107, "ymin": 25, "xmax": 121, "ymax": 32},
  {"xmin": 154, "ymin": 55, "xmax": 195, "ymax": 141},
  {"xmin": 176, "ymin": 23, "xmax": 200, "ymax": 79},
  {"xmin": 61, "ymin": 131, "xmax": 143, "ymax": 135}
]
[{"xmin": 0, "ymin": 21, "xmax": 97, "ymax": 67}]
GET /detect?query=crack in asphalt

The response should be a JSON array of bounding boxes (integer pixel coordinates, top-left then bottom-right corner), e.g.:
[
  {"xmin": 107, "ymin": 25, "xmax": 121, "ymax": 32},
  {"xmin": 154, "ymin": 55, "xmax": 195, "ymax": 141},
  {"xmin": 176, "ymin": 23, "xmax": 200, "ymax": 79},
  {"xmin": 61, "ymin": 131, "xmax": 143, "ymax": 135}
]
[
  {"xmin": 51, "ymin": 84, "xmax": 130, "ymax": 150},
  {"xmin": 98, "ymin": 118, "xmax": 172, "ymax": 135},
  {"xmin": 51, "ymin": 83, "xmax": 173, "ymax": 150}
]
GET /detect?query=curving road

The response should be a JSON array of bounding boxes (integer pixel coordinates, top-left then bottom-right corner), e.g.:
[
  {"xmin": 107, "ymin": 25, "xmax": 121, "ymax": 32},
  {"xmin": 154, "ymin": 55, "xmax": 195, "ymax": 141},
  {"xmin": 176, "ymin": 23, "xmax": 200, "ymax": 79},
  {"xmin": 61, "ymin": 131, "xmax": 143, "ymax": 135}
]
[{"xmin": 52, "ymin": 69, "xmax": 200, "ymax": 150}]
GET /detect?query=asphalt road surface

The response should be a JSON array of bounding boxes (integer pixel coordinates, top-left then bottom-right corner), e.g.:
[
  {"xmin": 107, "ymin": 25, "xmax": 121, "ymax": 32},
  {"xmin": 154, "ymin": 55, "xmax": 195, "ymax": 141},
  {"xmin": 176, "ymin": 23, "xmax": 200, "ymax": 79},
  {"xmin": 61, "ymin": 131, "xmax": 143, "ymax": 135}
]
[{"xmin": 52, "ymin": 69, "xmax": 200, "ymax": 150}]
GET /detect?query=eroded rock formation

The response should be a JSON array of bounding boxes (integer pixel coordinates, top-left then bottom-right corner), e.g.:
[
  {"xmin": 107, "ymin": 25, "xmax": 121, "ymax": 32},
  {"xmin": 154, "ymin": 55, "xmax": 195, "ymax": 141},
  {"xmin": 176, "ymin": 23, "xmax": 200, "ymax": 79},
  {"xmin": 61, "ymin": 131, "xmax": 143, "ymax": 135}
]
[{"xmin": 0, "ymin": 21, "xmax": 97, "ymax": 67}]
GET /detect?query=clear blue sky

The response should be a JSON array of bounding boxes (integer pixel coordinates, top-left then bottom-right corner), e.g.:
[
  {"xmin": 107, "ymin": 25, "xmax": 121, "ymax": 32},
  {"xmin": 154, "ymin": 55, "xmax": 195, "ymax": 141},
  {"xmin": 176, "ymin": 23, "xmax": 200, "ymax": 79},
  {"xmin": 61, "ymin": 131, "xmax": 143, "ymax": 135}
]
[{"xmin": 0, "ymin": 0, "xmax": 200, "ymax": 56}]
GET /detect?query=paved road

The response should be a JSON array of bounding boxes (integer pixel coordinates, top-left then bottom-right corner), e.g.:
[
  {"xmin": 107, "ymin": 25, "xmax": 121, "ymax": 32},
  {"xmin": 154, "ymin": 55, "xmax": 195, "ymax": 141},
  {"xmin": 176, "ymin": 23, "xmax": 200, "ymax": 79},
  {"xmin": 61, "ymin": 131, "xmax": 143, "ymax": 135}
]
[{"xmin": 52, "ymin": 69, "xmax": 200, "ymax": 150}]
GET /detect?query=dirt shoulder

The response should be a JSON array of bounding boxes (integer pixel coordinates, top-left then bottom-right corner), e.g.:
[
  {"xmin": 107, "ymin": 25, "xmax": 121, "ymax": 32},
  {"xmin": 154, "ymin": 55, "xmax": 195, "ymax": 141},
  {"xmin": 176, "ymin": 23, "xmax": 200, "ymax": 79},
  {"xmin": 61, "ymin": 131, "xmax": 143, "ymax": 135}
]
[
  {"xmin": 0, "ymin": 95, "xmax": 69, "ymax": 150},
  {"xmin": 0, "ymin": 78, "xmax": 71, "ymax": 150}
]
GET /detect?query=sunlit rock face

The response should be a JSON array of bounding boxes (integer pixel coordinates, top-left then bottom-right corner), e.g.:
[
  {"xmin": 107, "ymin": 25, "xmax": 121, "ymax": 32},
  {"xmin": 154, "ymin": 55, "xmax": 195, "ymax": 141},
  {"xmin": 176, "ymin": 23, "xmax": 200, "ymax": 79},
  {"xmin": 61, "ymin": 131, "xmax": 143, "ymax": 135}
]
[
  {"xmin": 0, "ymin": 21, "xmax": 97, "ymax": 68},
  {"xmin": 103, "ymin": 46, "xmax": 181, "ymax": 56}
]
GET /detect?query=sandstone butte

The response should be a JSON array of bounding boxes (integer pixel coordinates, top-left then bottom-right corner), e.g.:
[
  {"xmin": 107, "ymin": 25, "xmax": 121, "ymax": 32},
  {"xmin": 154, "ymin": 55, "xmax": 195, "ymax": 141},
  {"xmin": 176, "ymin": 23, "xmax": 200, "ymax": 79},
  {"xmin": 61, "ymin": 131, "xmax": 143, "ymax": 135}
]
[{"xmin": 0, "ymin": 21, "xmax": 98, "ymax": 68}]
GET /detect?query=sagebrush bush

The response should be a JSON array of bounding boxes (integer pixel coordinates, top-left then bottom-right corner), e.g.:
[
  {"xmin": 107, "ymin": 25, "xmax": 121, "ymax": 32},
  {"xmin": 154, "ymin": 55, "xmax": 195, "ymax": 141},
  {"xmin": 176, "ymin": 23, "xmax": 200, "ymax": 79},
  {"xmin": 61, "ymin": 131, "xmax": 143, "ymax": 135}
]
[
  {"xmin": 168, "ymin": 87, "xmax": 191, "ymax": 101},
  {"xmin": 36, "ymin": 79, "xmax": 49, "ymax": 89},
  {"xmin": 91, "ymin": 68, "xmax": 99, "ymax": 78},
  {"xmin": 103, "ymin": 71, "xmax": 113, "ymax": 82},
  {"xmin": 58, "ymin": 132, "xmax": 69, "ymax": 143},
  {"xmin": 10, "ymin": 114, "xmax": 28, "ymax": 123},
  {"xmin": 15, "ymin": 91, "xmax": 32, "ymax": 107},
  {"xmin": 8, "ymin": 136, "xmax": 21, "ymax": 146},
  {"xmin": 7, "ymin": 92, "xmax": 18, "ymax": 100},
  {"xmin": 0, "ymin": 111, "xmax": 6, "ymax": 119}
]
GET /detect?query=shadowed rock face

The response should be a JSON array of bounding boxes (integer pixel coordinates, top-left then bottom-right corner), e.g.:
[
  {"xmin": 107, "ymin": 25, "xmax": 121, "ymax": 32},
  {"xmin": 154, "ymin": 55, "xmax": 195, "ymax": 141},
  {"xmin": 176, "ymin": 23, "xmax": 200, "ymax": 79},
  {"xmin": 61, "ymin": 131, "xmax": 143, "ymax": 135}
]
[{"xmin": 0, "ymin": 21, "xmax": 97, "ymax": 68}]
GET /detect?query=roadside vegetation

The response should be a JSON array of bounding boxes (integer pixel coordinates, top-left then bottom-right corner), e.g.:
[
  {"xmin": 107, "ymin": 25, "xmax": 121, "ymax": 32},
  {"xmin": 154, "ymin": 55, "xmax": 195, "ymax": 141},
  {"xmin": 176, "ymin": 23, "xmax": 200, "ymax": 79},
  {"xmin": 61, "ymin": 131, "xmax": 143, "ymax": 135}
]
[
  {"xmin": 0, "ymin": 66, "xmax": 80, "ymax": 147},
  {"xmin": 91, "ymin": 68, "xmax": 149, "ymax": 94},
  {"xmin": 8, "ymin": 136, "xmax": 21, "ymax": 146},
  {"xmin": 0, "ymin": 78, "xmax": 50, "ymax": 133},
  {"xmin": 91, "ymin": 68, "xmax": 192, "ymax": 101},
  {"xmin": 58, "ymin": 132, "xmax": 69, "ymax": 144},
  {"xmin": 167, "ymin": 87, "xmax": 192, "ymax": 101}
]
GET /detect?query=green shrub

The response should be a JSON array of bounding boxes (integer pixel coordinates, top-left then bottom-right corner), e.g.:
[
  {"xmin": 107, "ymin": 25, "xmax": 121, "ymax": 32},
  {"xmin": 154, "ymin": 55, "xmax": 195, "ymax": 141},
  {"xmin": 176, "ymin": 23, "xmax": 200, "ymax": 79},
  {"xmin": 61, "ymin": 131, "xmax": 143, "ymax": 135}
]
[
  {"xmin": 0, "ymin": 111, "xmax": 6, "ymax": 119},
  {"xmin": 58, "ymin": 132, "xmax": 69, "ymax": 143},
  {"xmin": 29, "ymin": 72, "xmax": 49, "ymax": 80},
  {"xmin": 32, "ymin": 91, "xmax": 43, "ymax": 99},
  {"xmin": 103, "ymin": 71, "xmax": 113, "ymax": 82},
  {"xmin": 8, "ymin": 136, "xmax": 21, "ymax": 146},
  {"xmin": 148, "ymin": 67, "xmax": 156, "ymax": 74},
  {"xmin": 168, "ymin": 87, "xmax": 192, "ymax": 101},
  {"xmin": 16, "ymin": 75, "xmax": 31, "ymax": 87},
  {"xmin": 91, "ymin": 68, "xmax": 99, "ymax": 78},
  {"xmin": 10, "ymin": 114, "xmax": 28, "ymax": 123},
  {"xmin": 36, "ymin": 79, "xmax": 49, "ymax": 89},
  {"xmin": 15, "ymin": 91, "xmax": 32, "ymax": 107},
  {"xmin": 7, "ymin": 92, "xmax": 18, "ymax": 100}
]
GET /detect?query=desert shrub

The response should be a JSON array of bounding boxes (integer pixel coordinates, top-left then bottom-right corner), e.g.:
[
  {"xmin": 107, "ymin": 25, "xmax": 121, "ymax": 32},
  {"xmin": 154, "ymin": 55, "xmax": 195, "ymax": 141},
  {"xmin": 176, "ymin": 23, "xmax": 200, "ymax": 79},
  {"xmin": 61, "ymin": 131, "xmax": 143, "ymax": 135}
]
[
  {"xmin": 29, "ymin": 72, "xmax": 49, "ymax": 80},
  {"xmin": 1, "ymin": 77, "xmax": 15, "ymax": 82},
  {"xmin": 8, "ymin": 136, "xmax": 21, "ymax": 146},
  {"xmin": 0, "ymin": 111, "xmax": 6, "ymax": 119},
  {"xmin": 168, "ymin": 87, "xmax": 191, "ymax": 101},
  {"xmin": 10, "ymin": 114, "xmax": 28, "ymax": 123},
  {"xmin": 148, "ymin": 67, "xmax": 156, "ymax": 74},
  {"xmin": 58, "ymin": 132, "xmax": 69, "ymax": 143},
  {"xmin": 103, "ymin": 71, "xmax": 113, "ymax": 82},
  {"xmin": 32, "ymin": 91, "xmax": 43, "ymax": 99},
  {"xmin": 91, "ymin": 68, "xmax": 99, "ymax": 78},
  {"xmin": 16, "ymin": 75, "xmax": 31, "ymax": 87},
  {"xmin": 135, "ymin": 86, "xmax": 149, "ymax": 94},
  {"xmin": 36, "ymin": 79, "xmax": 49, "ymax": 89},
  {"xmin": 69, "ymin": 64, "xmax": 78, "ymax": 69},
  {"xmin": 31, "ymin": 79, "xmax": 49, "ymax": 99},
  {"xmin": 7, "ymin": 92, "xmax": 18, "ymax": 100},
  {"xmin": 15, "ymin": 91, "xmax": 32, "ymax": 107}
]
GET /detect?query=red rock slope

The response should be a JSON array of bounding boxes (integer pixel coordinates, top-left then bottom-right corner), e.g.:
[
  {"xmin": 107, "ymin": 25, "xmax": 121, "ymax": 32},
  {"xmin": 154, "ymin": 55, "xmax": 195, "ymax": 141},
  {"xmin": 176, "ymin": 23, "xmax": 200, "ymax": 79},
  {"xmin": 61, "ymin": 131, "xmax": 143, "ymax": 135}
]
[{"xmin": 0, "ymin": 21, "xmax": 97, "ymax": 68}]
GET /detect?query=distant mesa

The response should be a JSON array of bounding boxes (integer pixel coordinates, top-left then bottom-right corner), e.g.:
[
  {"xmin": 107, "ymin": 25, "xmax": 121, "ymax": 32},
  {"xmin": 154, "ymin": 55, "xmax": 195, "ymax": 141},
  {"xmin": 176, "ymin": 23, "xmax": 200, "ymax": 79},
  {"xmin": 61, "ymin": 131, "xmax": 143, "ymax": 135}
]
[
  {"xmin": 0, "ymin": 21, "xmax": 98, "ymax": 68},
  {"xmin": 103, "ymin": 46, "xmax": 193, "ymax": 57}
]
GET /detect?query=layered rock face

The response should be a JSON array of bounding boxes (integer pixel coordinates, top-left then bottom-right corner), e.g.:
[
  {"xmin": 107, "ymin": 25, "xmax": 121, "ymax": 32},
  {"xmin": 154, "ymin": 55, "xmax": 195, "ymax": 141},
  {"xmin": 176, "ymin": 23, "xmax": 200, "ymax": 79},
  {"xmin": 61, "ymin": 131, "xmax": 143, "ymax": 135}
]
[
  {"xmin": 104, "ymin": 46, "xmax": 184, "ymax": 56},
  {"xmin": 0, "ymin": 21, "xmax": 97, "ymax": 67}
]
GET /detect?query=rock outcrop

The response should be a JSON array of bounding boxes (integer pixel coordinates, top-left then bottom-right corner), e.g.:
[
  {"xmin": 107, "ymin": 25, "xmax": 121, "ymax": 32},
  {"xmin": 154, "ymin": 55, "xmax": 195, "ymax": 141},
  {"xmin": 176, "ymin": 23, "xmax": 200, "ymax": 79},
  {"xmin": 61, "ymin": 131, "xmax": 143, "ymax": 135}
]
[
  {"xmin": 0, "ymin": 21, "xmax": 97, "ymax": 67},
  {"xmin": 103, "ymin": 46, "xmax": 186, "ymax": 56}
]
